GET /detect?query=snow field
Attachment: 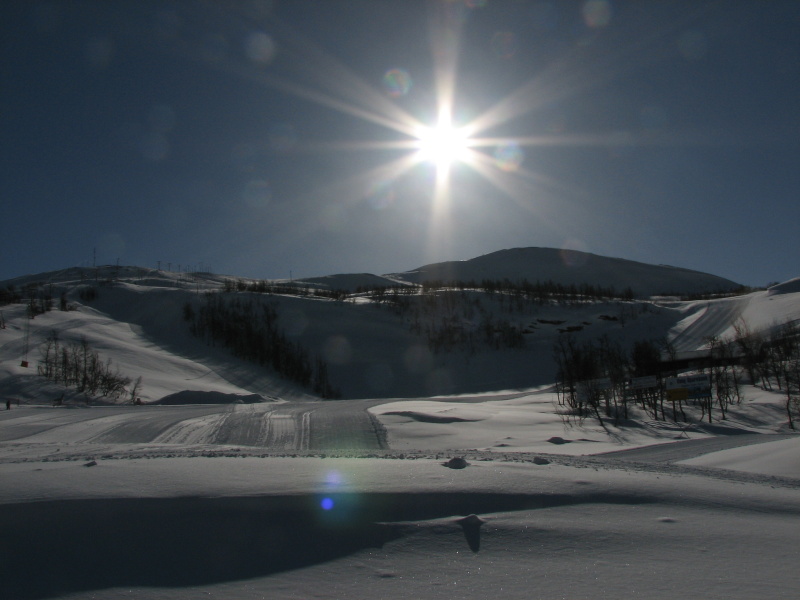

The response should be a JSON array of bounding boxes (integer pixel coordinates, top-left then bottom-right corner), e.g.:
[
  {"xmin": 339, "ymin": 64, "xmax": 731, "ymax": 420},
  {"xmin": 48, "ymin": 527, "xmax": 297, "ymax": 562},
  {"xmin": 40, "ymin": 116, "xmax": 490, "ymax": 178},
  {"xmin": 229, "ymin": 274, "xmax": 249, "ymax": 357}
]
[{"xmin": 1, "ymin": 270, "xmax": 799, "ymax": 598}]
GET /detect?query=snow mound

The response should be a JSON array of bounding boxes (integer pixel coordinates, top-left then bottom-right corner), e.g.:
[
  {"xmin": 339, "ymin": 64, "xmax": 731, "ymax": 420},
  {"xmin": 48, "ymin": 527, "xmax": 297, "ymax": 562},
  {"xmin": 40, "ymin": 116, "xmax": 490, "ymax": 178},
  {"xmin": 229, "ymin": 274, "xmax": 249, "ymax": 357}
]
[
  {"xmin": 768, "ymin": 277, "xmax": 800, "ymax": 295},
  {"xmin": 383, "ymin": 411, "xmax": 481, "ymax": 424}
]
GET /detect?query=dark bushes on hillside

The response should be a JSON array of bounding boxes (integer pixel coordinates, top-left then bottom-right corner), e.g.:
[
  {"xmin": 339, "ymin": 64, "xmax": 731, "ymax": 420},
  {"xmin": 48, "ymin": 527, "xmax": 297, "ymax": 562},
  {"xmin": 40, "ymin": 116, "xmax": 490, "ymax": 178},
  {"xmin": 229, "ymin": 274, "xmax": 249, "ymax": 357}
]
[
  {"xmin": 38, "ymin": 332, "xmax": 132, "ymax": 399},
  {"xmin": 185, "ymin": 294, "xmax": 340, "ymax": 399}
]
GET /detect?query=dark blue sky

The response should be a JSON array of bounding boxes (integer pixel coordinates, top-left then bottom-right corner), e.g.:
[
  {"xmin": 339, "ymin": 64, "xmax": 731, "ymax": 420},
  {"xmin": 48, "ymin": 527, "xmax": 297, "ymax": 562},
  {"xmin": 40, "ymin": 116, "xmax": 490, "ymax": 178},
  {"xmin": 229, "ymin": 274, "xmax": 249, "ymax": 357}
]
[{"xmin": 2, "ymin": 0, "xmax": 799, "ymax": 287}]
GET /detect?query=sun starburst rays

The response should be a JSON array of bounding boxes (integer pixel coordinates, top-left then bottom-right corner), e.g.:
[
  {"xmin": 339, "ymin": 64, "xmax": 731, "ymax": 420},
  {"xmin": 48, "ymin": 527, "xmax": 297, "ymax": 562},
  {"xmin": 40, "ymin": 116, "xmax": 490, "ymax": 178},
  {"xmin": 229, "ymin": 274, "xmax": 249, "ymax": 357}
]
[{"xmin": 196, "ymin": 2, "xmax": 658, "ymax": 264}]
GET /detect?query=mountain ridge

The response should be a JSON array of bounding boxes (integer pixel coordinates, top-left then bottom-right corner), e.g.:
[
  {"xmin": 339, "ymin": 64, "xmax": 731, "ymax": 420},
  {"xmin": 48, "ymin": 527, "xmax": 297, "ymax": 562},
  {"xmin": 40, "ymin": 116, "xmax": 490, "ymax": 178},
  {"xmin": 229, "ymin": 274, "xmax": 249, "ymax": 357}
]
[
  {"xmin": 0, "ymin": 247, "xmax": 746, "ymax": 298},
  {"xmin": 384, "ymin": 247, "xmax": 742, "ymax": 297}
]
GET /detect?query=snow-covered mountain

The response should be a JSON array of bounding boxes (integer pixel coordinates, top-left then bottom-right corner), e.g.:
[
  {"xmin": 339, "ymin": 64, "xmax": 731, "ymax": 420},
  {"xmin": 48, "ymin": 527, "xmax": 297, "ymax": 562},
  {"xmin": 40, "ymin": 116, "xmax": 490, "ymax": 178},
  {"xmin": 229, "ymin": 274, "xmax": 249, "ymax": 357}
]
[{"xmin": 386, "ymin": 247, "xmax": 742, "ymax": 297}]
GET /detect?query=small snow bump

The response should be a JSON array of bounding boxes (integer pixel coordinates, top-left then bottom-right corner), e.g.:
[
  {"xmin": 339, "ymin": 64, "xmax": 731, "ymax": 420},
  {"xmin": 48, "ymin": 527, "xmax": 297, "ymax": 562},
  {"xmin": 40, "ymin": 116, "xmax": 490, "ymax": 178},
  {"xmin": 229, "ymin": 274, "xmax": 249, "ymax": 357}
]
[
  {"xmin": 457, "ymin": 514, "xmax": 486, "ymax": 526},
  {"xmin": 547, "ymin": 436, "xmax": 572, "ymax": 445}
]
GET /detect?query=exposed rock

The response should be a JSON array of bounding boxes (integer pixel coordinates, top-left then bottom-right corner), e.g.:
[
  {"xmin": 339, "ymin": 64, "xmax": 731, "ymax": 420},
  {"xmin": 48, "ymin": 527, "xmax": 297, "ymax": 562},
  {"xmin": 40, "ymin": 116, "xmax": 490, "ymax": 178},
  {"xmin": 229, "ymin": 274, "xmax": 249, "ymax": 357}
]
[{"xmin": 443, "ymin": 457, "xmax": 468, "ymax": 469}]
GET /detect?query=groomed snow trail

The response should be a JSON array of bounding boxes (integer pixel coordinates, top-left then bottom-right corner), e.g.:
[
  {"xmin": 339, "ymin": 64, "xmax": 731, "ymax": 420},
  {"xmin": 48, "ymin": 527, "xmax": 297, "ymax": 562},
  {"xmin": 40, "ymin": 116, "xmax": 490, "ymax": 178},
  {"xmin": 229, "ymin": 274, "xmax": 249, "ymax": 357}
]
[
  {"xmin": 670, "ymin": 296, "xmax": 749, "ymax": 351},
  {"xmin": 0, "ymin": 401, "xmax": 388, "ymax": 451}
]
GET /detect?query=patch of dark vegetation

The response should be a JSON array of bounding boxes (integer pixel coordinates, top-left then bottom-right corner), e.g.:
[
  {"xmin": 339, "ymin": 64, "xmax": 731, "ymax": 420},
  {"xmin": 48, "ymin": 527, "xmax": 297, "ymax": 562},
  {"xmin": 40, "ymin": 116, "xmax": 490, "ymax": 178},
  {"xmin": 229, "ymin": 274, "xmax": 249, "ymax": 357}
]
[
  {"xmin": 185, "ymin": 294, "xmax": 340, "ymax": 399},
  {"xmin": 223, "ymin": 277, "xmax": 348, "ymax": 301},
  {"xmin": 558, "ymin": 325, "xmax": 584, "ymax": 334},
  {"xmin": 38, "ymin": 331, "xmax": 135, "ymax": 402}
]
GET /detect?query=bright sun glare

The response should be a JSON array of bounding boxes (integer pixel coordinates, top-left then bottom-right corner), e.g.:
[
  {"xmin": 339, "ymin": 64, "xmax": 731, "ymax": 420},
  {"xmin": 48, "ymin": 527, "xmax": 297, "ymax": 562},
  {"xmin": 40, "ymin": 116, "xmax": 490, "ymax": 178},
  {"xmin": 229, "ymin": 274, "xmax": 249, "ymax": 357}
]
[{"xmin": 416, "ymin": 115, "xmax": 470, "ymax": 168}]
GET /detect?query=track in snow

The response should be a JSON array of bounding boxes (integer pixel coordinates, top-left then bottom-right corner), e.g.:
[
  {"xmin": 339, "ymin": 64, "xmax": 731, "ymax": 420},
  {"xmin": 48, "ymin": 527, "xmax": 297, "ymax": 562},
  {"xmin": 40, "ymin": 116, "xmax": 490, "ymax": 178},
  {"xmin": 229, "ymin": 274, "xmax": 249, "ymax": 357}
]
[
  {"xmin": 595, "ymin": 432, "xmax": 796, "ymax": 463},
  {"xmin": 671, "ymin": 297, "xmax": 748, "ymax": 351},
  {"xmin": 0, "ymin": 400, "xmax": 387, "ymax": 451}
]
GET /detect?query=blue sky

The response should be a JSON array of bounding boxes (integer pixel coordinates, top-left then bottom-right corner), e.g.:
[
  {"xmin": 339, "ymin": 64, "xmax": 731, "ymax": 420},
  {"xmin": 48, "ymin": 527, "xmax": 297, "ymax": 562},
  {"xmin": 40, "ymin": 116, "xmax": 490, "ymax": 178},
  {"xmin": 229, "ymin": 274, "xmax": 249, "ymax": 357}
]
[{"xmin": 2, "ymin": 0, "xmax": 798, "ymax": 287}]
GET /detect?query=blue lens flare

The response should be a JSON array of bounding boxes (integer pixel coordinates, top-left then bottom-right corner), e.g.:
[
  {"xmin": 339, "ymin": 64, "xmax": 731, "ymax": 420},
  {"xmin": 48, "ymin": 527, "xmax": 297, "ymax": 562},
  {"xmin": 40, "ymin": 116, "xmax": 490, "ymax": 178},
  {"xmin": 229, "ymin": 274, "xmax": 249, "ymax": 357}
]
[{"xmin": 321, "ymin": 497, "xmax": 335, "ymax": 511}]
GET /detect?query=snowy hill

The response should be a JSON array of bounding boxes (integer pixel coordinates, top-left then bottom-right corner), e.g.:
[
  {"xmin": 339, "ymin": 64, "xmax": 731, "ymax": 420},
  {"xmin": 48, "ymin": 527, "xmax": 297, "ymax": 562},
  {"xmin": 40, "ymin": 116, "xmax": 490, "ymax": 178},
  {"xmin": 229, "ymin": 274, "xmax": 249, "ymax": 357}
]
[
  {"xmin": 387, "ymin": 247, "xmax": 742, "ymax": 297},
  {"xmin": 0, "ymin": 254, "xmax": 796, "ymax": 402}
]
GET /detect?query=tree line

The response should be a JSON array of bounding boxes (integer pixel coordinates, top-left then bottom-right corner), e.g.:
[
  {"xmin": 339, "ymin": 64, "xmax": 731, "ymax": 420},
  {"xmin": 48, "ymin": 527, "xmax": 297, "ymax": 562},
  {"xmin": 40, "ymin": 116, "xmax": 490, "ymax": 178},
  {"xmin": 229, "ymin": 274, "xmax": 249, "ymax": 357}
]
[
  {"xmin": 222, "ymin": 278, "xmax": 348, "ymax": 301},
  {"xmin": 361, "ymin": 278, "xmax": 635, "ymax": 304},
  {"xmin": 553, "ymin": 319, "xmax": 800, "ymax": 428},
  {"xmin": 185, "ymin": 293, "xmax": 340, "ymax": 399},
  {"xmin": 732, "ymin": 319, "xmax": 800, "ymax": 428}
]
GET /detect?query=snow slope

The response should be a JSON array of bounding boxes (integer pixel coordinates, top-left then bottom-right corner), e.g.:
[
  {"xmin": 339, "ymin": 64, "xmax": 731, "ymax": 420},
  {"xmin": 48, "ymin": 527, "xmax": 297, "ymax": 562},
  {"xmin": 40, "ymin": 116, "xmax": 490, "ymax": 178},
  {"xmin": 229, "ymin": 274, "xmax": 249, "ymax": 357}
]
[{"xmin": 0, "ymin": 272, "xmax": 717, "ymax": 400}]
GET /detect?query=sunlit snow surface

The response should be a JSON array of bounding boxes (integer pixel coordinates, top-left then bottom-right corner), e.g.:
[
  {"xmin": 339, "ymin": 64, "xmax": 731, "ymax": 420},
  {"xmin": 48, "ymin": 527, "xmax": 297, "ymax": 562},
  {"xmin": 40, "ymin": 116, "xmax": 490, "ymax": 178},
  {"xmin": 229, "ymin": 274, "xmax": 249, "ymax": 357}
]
[{"xmin": 1, "ymin": 271, "xmax": 799, "ymax": 599}]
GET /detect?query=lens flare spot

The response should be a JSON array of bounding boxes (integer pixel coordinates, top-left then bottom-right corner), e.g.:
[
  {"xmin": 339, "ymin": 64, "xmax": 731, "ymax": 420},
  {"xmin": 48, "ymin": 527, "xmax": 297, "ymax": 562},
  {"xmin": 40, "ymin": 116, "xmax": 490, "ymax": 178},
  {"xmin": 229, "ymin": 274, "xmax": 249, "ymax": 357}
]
[
  {"xmin": 383, "ymin": 68, "xmax": 412, "ymax": 97},
  {"xmin": 325, "ymin": 470, "xmax": 343, "ymax": 486},
  {"xmin": 245, "ymin": 31, "xmax": 277, "ymax": 64},
  {"xmin": 493, "ymin": 141, "xmax": 524, "ymax": 172},
  {"xmin": 582, "ymin": 0, "xmax": 612, "ymax": 28},
  {"xmin": 321, "ymin": 497, "xmax": 334, "ymax": 511}
]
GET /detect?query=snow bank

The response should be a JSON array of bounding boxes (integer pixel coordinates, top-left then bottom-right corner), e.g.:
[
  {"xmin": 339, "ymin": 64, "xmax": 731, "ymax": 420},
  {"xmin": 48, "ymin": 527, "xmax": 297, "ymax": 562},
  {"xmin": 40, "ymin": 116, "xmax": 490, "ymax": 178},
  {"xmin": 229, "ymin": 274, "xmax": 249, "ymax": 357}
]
[
  {"xmin": 681, "ymin": 436, "xmax": 800, "ymax": 478},
  {"xmin": 768, "ymin": 277, "xmax": 800, "ymax": 295}
]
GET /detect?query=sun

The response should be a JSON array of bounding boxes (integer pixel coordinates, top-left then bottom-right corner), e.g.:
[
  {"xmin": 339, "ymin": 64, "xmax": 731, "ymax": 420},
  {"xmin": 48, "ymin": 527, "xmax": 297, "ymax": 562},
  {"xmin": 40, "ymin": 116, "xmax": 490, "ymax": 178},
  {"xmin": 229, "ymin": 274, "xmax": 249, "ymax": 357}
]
[{"xmin": 415, "ymin": 113, "xmax": 470, "ymax": 169}]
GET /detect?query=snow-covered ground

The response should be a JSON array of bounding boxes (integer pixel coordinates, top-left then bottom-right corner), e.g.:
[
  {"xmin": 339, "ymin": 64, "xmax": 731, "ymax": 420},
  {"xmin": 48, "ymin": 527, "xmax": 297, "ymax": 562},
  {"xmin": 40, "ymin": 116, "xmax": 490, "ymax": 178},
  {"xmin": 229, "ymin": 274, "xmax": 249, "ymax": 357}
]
[
  {"xmin": 1, "ymin": 268, "xmax": 799, "ymax": 599},
  {"xmin": 2, "ymin": 443, "xmax": 799, "ymax": 599}
]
